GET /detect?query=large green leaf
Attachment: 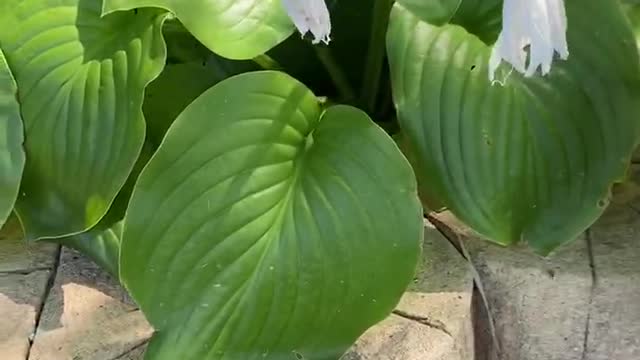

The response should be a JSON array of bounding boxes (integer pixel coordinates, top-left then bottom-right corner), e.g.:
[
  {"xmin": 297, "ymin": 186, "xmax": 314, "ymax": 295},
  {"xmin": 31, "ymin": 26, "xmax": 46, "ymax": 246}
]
[
  {"xmin": 102, "ymin": 0, "xmax": 293, "ymax": 60},
  {"xmin": 0, "ymin": 0, "xmax": 166, "ymax": 239},
  {"xmin": 388, "ymin": 0, "xmax": 640, "ymax": 253},
  {"xmin": 53, "ymin": 141, "xmax": 154, "ymax": 278},
  {"xmin": 121, "ymin": 71, "xmax": 423, "ymax": 359},
  {"xmin": 144, "ymin": 19, "xmax": 259, "ymax": 145},
  {"xmin": 624, "ymin": 2, "xmax": 640, "ymax": 48},
  {"xmin": 0, "ymin": 49, "xmax": 24, "ymax": 228}
]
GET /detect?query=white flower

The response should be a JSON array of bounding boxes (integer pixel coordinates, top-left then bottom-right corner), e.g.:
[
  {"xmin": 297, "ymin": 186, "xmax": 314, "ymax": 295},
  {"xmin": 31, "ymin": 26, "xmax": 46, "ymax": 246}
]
[
  {"xmin": 282, "ymin": 0, "xmax": 331, "ymax": 44},
  {"xmin": 489, "ymin": 0, "xmax": 569, "ymax": 81}
]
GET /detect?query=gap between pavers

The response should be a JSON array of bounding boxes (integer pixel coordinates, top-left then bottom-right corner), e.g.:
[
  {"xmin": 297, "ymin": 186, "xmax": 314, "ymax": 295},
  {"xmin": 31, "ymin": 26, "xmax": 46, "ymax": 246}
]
[
  {"xmin": 584, "ymin": 165, "xmax": 640, "ymax": 360},
  {"xmin": 27, "ymin": 248, "xmax": 152, "ymax": 360},
  {"xmin": 0, "ymin": 271, "xmax": 52, "ymax": 360},
  {"xmin": 0, "ymin": 216, "xmax": 60, "ymax": 360}
]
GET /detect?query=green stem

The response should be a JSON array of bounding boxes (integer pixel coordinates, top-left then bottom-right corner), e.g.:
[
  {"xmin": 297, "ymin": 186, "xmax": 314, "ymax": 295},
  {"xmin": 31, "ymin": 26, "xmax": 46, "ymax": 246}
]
[
  {"xmin": 252, "ymin": 54, "xmax": 283, "ymax": 70},
  {"xmin": 361, "ymin": 0, "xmax": 394, "ymax": 113},
  {"xmin": 314, "ymin": 46, "xmax": 356, "ymax": 102}
]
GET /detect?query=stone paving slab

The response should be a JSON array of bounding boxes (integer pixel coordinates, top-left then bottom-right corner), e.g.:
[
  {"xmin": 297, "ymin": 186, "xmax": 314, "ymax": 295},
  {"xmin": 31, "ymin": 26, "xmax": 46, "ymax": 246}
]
[
  {"xmin": 344, "ymin": 313, "xmax": 455, "ymax": 360},
  {"xmin": 27, "ymin": 248, "xmax": 152, "ymax": 360},
  {"xmin": 113, "ymin": 344, "xmax": 147, "ymax": 360},
  {"xmin": 343, "ymin": 221, "xmax": 474, "ymax": 360},
  {"xmin": 0, "ymin": 216, "xmax": 59, "ymax": 360},
  {"xmin": 429, "ymin": 165, "xmax": 640, "ymax": 360},
  {"xmin": 459, "ymin": 221, "xmax": 592, "ymax": 360},
  {"xmin": 409, "ymin": 221, "xmax": 472, "ymax": 294},
  {"xmin": 0, "ymin": 217, "xmax": 58, "ymax": 273},
  {"xmin": 0, "ymin": 271, "xmax": 51, "ymax": 360},
  {"xmin": 584, "ymin": 166, "xmax": 640, "ymax": 360}
]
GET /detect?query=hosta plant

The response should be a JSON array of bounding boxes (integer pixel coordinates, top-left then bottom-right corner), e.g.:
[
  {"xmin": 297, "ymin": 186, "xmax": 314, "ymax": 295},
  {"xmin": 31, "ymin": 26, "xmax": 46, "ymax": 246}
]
[{"xmin": 1, "ymin": 0, "xmax": 639, "ymax": 359}]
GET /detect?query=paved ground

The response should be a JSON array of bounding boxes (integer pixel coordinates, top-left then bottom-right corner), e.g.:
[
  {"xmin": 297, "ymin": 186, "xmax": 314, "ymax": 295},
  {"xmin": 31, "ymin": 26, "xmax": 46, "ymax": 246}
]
[
  {"xmin": 430, "ymin": 165, "xmax": 640, "ymax": 360},
  {"xmin": 0, "ymin": 219, "xmax": 473, "ymax": 360}
]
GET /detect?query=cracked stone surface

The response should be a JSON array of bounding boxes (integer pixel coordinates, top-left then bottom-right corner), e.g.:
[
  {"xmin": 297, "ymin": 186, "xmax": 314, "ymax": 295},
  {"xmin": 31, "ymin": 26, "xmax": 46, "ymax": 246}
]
[
  {"xmin": 81, "ymin": 341, "xmax": 149, "ymax": 360},
  {"xmin": 0, "ymin": 271, "xmax": 52, "ymax": 359},
  {"xmin": 343, "ymin": 221, "xmax": 474, "ymax": 360},
  {"xmin": 0, "ymin": 217, "xmax": 59, "ymax": 360},
  {"xmin": 430, "ymin": 165, "xmax": 640, "ymax": 360},
  {"xmin": 583, "ymin": 166, "xmax": 640, "ymax": 360},
  {"xmin": 343, "ymin": 313, "xmax": 455, "ymax": 360},
  {"xmin": 462, "ymin": 221, "xmax": 592, "ymax": 360},
  {"xmin": 113, "ymin": 343, "xmax": 147, "ymax": 360},
  {"xmin": 0, "ymin": 217, "xmax": 58, "ymax": 273},
  {"xmin": 27, "ymin": 248, "xmax": 152, "ymax": 360}
]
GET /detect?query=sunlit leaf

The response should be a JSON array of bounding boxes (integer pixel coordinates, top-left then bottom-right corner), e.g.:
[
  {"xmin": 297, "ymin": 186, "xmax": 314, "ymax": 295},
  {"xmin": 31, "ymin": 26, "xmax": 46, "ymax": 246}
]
[
  {"xmin": 103, "ymin": 0, "xmax": 292, "ymax": 60},
  {"xmin": 0, "ymin": 48, "xmax": 24, "ymax": 228},
  {"xmin": 121, "ymin": 71, "xmax": 423, "ymax": 359},
  {"xmin": 0, "ymin": 0, "xmax": 166, "ymax": 239}
]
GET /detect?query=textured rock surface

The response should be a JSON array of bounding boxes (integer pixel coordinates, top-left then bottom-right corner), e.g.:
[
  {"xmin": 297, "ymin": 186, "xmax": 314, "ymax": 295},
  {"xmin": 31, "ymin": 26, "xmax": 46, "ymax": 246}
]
[
  {"xmin": 462, "ymin": 222, "xmax": 592, "ymax": 360},
  {"xmin": 0, "ymin": 217, "xmax": 58, "ymax": 360},
  {"xmin": 343, "ymin": 313, "xmax": 455, "ymax": 360},
  {"xmin": 0, "ymin": 271, "xmax": 51, "ymax": 360},
  {"xmin": 113, "ymin": 344, "xmax": 147, "ymax": 360},
  {"xmin": 343, "ymin": 221, "xmax": 474, "ymax": 360},
  {"xmin": 583, "ymin": 166, "xmax": 640, "ymax": 360},
  {"xmin": 27, "ymin": 248, "xmax": 152, "ymax": 360},
  {"xmin": 430, "ymin": 165, "xmax": 640, "ymax": 360},
  {"xmin": 0, "ymin": 217, "xmax": 58, "ymax": 273}
]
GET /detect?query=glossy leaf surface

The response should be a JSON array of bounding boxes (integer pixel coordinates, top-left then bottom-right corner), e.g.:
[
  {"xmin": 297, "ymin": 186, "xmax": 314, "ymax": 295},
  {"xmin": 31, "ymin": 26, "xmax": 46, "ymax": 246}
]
[
  {"xmin": 122, "ymin": 71, "xmax": 423, "ymax": 359},
  {"xmin": 0, "ymin": 49, "xmax": 24, "ymax": 228},
  {"xmin": 0, "ymin": 0, "xmax": 166, "ymax": 239},
  {"xmin": 103, "ymin": 0, "xmax": 293, "ymax": 60},
  {"xmin": 388, "ymin": 0, "xmax": 640, "ymax": 253}
]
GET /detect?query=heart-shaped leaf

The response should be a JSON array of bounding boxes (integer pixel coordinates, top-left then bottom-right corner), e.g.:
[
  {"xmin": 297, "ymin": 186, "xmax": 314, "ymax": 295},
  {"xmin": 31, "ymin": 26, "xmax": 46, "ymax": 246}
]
[
  {"xmin": 102, "ymin": 0, "xmax": 293, "ymax": 60},
  {"xmin": 0, "ymin": 0, "xmax": 166, "ymax": 239},
  {"xmin": 0, "ymin": 49, "xmax": 24, "ymax": 228},
  {"xmin": 388, "ymin": 0, "xmax": 640, "ymax": 253},
  {"xmin": 121, "ymin": 71, "xmax": 423, "ymax": 359}
]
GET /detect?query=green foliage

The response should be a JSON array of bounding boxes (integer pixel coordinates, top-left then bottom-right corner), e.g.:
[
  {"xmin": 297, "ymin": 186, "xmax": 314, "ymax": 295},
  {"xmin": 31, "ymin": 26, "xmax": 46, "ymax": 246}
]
[
  {"xmin": 122, "ymin": 71, "xmax": 422, "ymax": 359},
  {"xmin": 102, "ymin": 0, "xmax": 293, "ymax": 60},
  {"xmin": 0, "ymin": 49, "xmax": 24, "ymax": 228},
  {"xmin": 0, "ymin": 0, "xmax": 166, "ymax": 239},
  {"xmin": 387, "ymin": 0, "xmax": 640, "ymax": 254},
  {"xmin": 1, "ymin": 0, "xmax": 640, "ymax": 358}
]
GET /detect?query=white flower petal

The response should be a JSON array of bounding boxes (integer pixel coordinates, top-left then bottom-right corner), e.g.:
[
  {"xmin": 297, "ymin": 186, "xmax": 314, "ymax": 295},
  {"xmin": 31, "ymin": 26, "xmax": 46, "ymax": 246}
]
[
  {"xmin": 489, "ymin": 0, "xmax": 568, "ymax": 81},
  {"xmin": 282, "ymin": 0, "xmax": 331, "ymax": 44}
]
